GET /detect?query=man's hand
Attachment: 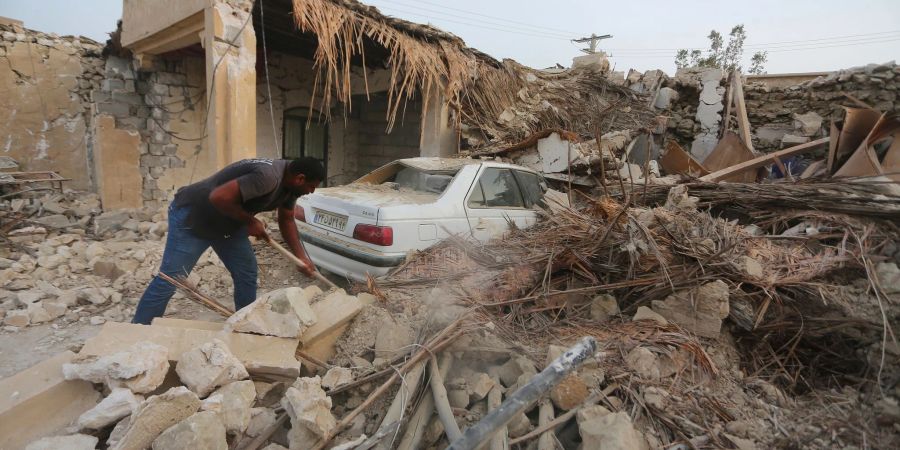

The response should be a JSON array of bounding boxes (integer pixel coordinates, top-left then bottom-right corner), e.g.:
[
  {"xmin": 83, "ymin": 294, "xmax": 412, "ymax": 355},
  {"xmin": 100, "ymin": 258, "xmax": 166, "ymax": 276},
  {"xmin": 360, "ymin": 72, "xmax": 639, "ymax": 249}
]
[
  {"xmin": 297, "ymin": 256, "xmax": 317, "ymax": 278},
  {"xmin": 247, "ymin": 217, "xmax": 269, "ymax": 240}
]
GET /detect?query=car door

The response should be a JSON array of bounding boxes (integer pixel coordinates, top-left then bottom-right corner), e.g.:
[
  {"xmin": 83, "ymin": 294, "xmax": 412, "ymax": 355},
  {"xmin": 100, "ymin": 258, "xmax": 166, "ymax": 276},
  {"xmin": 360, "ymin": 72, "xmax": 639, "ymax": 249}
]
[{"xmin": 464, "ymin": 166, "xmax": 539, "ymax": 242}]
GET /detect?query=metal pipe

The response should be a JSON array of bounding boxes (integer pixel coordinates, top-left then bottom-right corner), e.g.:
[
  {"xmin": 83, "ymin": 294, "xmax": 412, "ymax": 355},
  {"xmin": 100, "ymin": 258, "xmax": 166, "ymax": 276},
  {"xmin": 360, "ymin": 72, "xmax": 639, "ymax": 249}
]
[{"xmin": 446, "ymin": 336, "xmax": 598, "ymax": 450}]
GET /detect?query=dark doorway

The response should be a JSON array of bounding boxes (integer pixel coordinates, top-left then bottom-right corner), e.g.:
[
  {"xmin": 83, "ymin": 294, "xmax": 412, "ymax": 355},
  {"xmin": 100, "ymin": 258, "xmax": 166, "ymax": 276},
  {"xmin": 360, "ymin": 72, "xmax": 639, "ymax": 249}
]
[{"xmin": 283, "ymin": 108, "xmax": 327, "ymax": 184}]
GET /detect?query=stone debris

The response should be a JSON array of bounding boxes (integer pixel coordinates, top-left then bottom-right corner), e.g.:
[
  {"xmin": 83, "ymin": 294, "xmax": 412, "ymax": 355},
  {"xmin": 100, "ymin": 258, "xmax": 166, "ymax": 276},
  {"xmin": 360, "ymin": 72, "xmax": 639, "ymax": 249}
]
[
  {"xmin": 151, "ymin": 411, "xmax": 228, "ymax": 450},
  {"xmin": 466, "ymin": 372, "xmax": 495, "ymax": 402},
  {"xmin": 225, "ymin": 286, "xmax": 319, "ymax": 338},
  {"xmin": 625, "ymin": 347, "xmax": 661, "ymax": 380},
  {"xmin": 550, "ymin": 373, "xmax": 590, "ymax": 410},
  {"xmin": 321, "ymin": 366, "xmax": 353, "ymax": 390},
  {"xmin": 651, "ymin": 280, "xmax": 730, "ymax": 338},
  {"xmin": 78, "ymin": 387, "xmax": 143, "ymax": 430},
  {"xmin": 632, "ymin": 306, "xmax": 668, "ymax": 325},
  {"xmin": 200, "ymin": 379, "xmax": 257, "ymax": 434},
  {"xmin": 25, "ymin": 434, "xmax": 99, "ymax": 450},
  {"xmin": 590, "ymin": 293, "xmax": 619, "ymax": 322},
  {"xmin": 578, "ymin": 411, "xmax": 649, "ymax": 450},
  {"xmin": 246, "ymin": 407, "xmax": 278, "ymax": 437},
  {"xmin": 63, "ymin": 341, "xmax": 169, "ymax": 393},
  {"xmin": 373, "ymin": 317, "xmax": 415, "ymax": 361},
  {"xmin": 498, "ymin": 356, "xmax": 538, "ymax": 388},
  {"xmin": 176, "ymin": 339, "xmax": 250, "ymax": 397},
  {"xmin": 281, "ymin": 376, "xmax": 337, "ymax": 449},
  {"xmin": 111, "ymin": 386, "xmax": 201, "ymax": 450}
]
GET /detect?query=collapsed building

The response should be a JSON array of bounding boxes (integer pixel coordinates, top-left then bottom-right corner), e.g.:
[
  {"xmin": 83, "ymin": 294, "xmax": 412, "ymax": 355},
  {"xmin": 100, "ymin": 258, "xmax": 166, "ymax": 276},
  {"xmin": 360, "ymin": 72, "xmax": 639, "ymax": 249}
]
[{"xmin": 0, "ymin": 1, "xmax": 899, "ymax": 450}]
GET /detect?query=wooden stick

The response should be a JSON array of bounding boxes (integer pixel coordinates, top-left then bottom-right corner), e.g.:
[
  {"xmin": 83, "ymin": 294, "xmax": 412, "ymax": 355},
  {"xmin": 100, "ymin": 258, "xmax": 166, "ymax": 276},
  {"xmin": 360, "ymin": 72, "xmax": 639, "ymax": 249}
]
[
  {"xmin": 536, "ymin": 399, "xmax": 555, "ymax": 450},
  {"xmin": 311, "ymin": 319, "xmax": 466, "ymax": 450},
  {"xmin": 397, "ymin": 385, "xmax": 437, "ymax": 450},
  {"xmin": 263, "ymin": 237, "xmax": 339, "ymax": 289},
  {"xmin": 373, "ymin": 360, "xmax": 428, "ymax": 450},
  {"xmin": 430, "ymin": 353, "xmax": 462, "ymax": 442},
  {"xmin": 157, "ymin": 272, "xmax": 234, "ymax": 316},
  {"xmin": 487, "ymin": 381, "xmax": 508, "ymax": 450},
  {"xmin": 699, "ymin": 137, "xmax": 830, "ymax": 182},
  {"xmin": 508, "ymin": 394, "xmax": 598, "ymax": 446},
  {"xmin": 238, "ymin": 413, "xmax": 289, "ymax": 450}
]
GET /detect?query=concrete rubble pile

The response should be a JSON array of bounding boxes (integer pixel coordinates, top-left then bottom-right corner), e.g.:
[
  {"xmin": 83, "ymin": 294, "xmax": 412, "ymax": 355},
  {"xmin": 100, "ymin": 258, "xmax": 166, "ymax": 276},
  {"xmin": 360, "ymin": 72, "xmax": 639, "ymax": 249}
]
[{"xmin": 0, "ymin": 191, "xmax": 240, "ymax": 330}]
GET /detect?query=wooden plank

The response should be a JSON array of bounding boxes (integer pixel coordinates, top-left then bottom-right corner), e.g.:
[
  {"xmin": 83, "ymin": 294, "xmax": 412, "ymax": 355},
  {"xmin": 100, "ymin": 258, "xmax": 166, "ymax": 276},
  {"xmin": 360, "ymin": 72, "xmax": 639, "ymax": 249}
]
[
  {"xmin": 300, "ymin": 290, "xmax": 363, "ymax": 347},
  {"xmin": 703, "ymin": 132, "xmax": 758, "ymax": 182},
  {"xmin": 660, "ymin": 140, "xmax": 709, "ymax": 177},
  {"xmin": 826, "ymin": 121, "xmax": 840, "ymax": 175},
  {"xmin": 80, "ymin": 322, "xmax": 302, "ymax": 377},
  {"xmin": 731, "ymin": 73, "xmax": 755, "ymax": 152},
  {"xmin": 153, "ymin": 317, "xmax": 225, "ymax": 331},
  {"xmin": 0, "ymin": 351, "xmax": 101, "ymax": 449},
  {"xmin": 720, "ymin": 71, "xmax": 734, "ymax": 139},
  {"xmin": 835, "ymin": 108, "xmax": 881, "ymax": 170},
  {"xmin": 700, "ymin": 138, "xmax": 830, "ymax": 182}
]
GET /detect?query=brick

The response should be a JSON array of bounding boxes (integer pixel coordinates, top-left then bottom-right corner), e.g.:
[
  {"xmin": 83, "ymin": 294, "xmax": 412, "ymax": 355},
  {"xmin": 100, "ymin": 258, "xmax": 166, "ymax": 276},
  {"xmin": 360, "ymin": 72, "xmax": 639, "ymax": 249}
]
[
  {"xmin": 102, "ymin": 79, "xmax": 125, "ymax": 92},
  {"xmin": 96, "ymin": 102, "xmax": 131, "ymax": 117}
]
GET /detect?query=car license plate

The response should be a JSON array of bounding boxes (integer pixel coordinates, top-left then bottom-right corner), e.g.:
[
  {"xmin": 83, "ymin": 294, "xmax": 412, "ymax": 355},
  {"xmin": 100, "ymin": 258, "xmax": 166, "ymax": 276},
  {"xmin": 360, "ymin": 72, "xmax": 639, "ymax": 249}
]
[{"xmin": 313, "ymin": 210, "xmax": 347, "ymax": 231}]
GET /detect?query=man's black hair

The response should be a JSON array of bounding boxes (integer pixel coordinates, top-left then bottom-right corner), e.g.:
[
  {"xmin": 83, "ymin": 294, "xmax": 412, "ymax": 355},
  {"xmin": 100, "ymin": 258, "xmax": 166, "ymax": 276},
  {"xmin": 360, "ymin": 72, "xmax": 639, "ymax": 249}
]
[{"xmin": 288, "ymin": 157, "xmax": 325, "ymax": 182}]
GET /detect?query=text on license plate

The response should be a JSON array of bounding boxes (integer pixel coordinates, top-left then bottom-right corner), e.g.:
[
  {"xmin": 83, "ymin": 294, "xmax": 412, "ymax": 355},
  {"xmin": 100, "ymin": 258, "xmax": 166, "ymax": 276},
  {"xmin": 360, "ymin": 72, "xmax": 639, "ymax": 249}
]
[{"xmin": 313, "ymin": 210, "xmax": 348, "ymax": 231}]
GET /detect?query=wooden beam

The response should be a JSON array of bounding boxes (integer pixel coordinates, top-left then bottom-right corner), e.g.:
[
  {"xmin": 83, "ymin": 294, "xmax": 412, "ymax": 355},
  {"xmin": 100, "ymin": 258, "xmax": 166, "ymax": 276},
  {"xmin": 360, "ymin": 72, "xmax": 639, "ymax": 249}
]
[
  {"xmin": 731, "ymin": 72, "xmax": 754, "ymax": 151},
  {"xmin": 300, "ymin": 290, "xmax": 363, "ymax": 347},
  {"xmin": 720, "ymin": 71, "xmax": 734, "ymax": 139},
  {"xmin": 699, "ymin": 137, "xmax": 830, "ymax": 182}
]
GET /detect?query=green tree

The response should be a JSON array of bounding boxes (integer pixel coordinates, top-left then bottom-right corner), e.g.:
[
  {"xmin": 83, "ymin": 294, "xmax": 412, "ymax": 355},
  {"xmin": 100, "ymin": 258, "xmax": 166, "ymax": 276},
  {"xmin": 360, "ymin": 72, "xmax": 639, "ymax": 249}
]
[{"xmin": 674, "ymin": 25, "xmax": 766, "ymax": 73}]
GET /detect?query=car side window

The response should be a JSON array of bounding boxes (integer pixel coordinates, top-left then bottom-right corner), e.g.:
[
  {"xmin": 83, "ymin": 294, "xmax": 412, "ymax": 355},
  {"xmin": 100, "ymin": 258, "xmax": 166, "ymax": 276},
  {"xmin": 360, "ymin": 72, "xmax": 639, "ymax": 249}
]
[
  {"xmin": 468, "ymin": 168, "xmax": 525, "ymax": 208},
  {"xmin": 514, "ymin": 170, "xmax": 545, "ymax": 208}
]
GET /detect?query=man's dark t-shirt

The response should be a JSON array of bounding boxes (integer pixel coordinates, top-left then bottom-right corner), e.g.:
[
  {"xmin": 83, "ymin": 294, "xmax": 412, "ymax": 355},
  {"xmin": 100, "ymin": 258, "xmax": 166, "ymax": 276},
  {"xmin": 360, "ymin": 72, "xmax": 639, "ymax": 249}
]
[{"xmin": 173, "ymin": 158, "xmax": 297, "ymax": 239}]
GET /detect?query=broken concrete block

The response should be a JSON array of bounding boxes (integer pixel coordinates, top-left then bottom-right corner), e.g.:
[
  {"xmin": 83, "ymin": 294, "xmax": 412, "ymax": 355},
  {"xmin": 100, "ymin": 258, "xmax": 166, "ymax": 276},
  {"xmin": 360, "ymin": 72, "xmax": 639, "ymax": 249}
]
[
  {"xmin": 78, "ymin": 387, "xmax": 143, "ymax": 430},
  {"xmin": 176, "ymin": 339, "xmax": 249, "ymax": 397},
  {"xmin": 95, "ymin": 210, "xmax": 131, "ymax": 235},
  {"xmin": 152, "ymin": 411, "xmax": 227, "ymax": 450},
  {"xmin": 43, "ymin": 301, "xmax": 67, "ymax": 319},
  {"xmin": 374, "ymin": 317, "xmax": 415, "ymax": 359},
  {"xmin": 448, "ymin": 388, "xmax": 470, "ymax": 408},
  {"xmin": 262, "ymin": 444, "xmax": 289, "ymax": 450},
  {"xmin": 781, "ymin": 134, "xmax": 810, "ymax": 147},
  {"xmin": 92, "ymin": 259, "xmax": 125, "ymax": 281},
  {"xmin": 63, "ymin": 341, "xmax": 169, "ymax": 393},
  {"xmin": 466, "ymin": 372, "xmax": 494, "ymax": 402},
  {"xmin": 3, "ymin": 309, "xmax": 29, "ymax": 327},
  {"xmin": 537, "ymin": 132, "xmax": 579, "ymax": 173},
  {"xmin": 111, "ymin": 386, "xmax": 201, "ymax": 450},
  {"xmin": 877, "ymin": 262, "xmax": 900, "ymax": 294},
  {"xmin": 551, "ymin": 373, "xmax": 590, "ymax": 410},
  {"xmin": 576, "ymin": 405, "xmax": 611, "ymax": 425},
  {"xmin": 739, "ymin": 256, "xmax": 763, "ymax": 279},
  {"xmin": 579, "ymin": 411, "xmax": 648, "ymax": 450},
  {"xmin": 321, "ymin": 367, "xmax": 353, "ymax": 390},
  {"xmin": 653, "ymin": 87, "xmax": 679, "ymax": 109},
  {"xmin": 793, "ymin": 111, "xmax": 823, "ymax": 137},
  {"xmin": 508, "ymin": 412, "xmax": 532, "ymax": 438},
  {"xmin": 25, "ymin": 434, "xmax": 98, "ymax": 450},
  {"xmin": 590, "ymin": 294, "xmax": 619, "ymax": 322},
  {"xmin": 632, "ymin": 306, "xmax": 668, "ymax": 325},
  {"xmin": 225, "ymin": 287, "xmax": 318, "ymax": 338},
  {"xmin": 246, "ymin": 407, "xmax": 277, "ymax": 437},
  {"xmin": 27, "ymin": 302, "xmax": 51, "ymax": 324},
  {"xmin": 281, "ymin": 376, "xmax": 336, "ymax": 447},
  {"xmin": 0, "ymin": 351, "xmax": 101, "ymax": 449},
  {"xmin": 498, "ymin": 356, "xmax": 538, "ymax": 388},
  {"xmin": 651, "ymin": 280, "xmax": 729, "ymax": 338},
  {"xmin": 302, "ymin": 289, "xmax": 363, "ymax": 348},
  {"xmin": 625, "ymin": 347, "xmax": 660, "ymax": 380},
  {"xmin": 200, "ymin": 380, "xmax": 256, "ymax": 434}
]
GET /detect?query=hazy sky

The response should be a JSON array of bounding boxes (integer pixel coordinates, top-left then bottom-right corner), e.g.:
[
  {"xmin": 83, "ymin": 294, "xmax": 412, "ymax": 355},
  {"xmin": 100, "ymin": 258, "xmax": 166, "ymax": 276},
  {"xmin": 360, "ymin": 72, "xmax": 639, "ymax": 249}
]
[{"xmin": 2, "ymin": 0, "xmax": 899, "ymax": 75}]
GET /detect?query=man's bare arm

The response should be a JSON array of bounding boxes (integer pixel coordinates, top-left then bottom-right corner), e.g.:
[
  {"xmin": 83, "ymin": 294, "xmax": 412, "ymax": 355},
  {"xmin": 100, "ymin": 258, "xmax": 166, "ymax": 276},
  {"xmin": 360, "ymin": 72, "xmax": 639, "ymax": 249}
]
[{"xmin": 209, "ymin": 180, "xmax": 268, "ymax": 238}]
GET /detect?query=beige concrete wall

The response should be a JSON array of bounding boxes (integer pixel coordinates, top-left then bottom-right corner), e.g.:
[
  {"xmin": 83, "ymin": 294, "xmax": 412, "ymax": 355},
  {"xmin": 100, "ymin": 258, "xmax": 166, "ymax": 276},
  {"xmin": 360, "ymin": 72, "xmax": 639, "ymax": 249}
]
[
  {"xmin": 0, "ymin": 27, "xmax": 104, "ymax": 190},
  {"xmin": 121, "ymin": 0, "xmax": 208, "ymax": 47},
  {"xmin": 93, "ymin": 115, "xmax": 142, "ymax": 209}
]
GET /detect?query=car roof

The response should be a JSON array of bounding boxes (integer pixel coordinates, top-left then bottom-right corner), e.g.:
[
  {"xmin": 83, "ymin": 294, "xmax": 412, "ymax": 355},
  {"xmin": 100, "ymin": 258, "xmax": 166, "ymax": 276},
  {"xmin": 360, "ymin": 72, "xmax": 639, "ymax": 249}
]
[{"xmin": 397, "ymin": 157, "xmax": 539, "ymax": 174}]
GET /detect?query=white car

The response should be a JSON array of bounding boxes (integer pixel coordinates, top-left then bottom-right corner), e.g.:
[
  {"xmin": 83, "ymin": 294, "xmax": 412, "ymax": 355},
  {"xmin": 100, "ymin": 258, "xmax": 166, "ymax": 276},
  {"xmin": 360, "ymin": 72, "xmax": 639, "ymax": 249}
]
[{"xmin": 293, "ymin": 157, "xmax": 548, "ymax": 281}]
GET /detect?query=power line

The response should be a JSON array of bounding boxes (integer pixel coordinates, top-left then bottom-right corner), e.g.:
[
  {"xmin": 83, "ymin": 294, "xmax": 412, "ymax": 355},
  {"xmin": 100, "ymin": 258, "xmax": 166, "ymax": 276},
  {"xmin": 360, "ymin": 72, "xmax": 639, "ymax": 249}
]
[
  {"xmin": 604, "ymin": 29, "xmax": 900, "ymax": 52},
  {"xmin": 374, "ymin": 5, "xmax": 573, "ymax": 40},
  {"xmin": 609, "ymin": 37, "xmax": 900, "ymax": 59},
  {"xmin": 609, "ymin": 35, "xmax": 900, "ymax": 57},
  {"xmin": 372, "ymin": 0, "xmax": 582, "ymax": 36}
]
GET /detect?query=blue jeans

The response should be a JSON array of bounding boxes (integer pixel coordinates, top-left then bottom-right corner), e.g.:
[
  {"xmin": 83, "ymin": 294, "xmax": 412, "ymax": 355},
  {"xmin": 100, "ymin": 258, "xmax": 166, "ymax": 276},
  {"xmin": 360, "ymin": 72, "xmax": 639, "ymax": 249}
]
[{"xmin": 132, "ymin": 204, "xmax": 258, "ymax": 325}]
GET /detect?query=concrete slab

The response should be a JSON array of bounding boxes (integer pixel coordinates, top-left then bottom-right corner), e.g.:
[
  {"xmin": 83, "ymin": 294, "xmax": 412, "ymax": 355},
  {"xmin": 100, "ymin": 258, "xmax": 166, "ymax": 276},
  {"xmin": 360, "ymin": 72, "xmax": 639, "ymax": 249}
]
[
  {"xmin": 0, "ymin": 351, "xmax": 101, "ymax": 449},
  {"xmin": 80, "ymin": 321, "xmax": 301, "ymax": 378}
]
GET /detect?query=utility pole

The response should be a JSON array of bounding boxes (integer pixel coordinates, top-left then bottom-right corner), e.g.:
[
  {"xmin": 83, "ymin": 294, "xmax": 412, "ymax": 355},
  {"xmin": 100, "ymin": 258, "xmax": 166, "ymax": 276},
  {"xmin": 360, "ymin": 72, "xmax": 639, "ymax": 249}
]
[{"xmin": 572, "ymin": 33, "xmax": 612, "ymax": 54}]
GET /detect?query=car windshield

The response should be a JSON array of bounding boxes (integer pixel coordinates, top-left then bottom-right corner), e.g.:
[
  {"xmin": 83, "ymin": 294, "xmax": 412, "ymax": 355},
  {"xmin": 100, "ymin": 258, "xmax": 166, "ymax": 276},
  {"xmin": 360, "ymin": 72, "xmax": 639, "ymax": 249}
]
[{"xmin": 385, "ymin": 166, "xmax": 455, "ymax": 195}]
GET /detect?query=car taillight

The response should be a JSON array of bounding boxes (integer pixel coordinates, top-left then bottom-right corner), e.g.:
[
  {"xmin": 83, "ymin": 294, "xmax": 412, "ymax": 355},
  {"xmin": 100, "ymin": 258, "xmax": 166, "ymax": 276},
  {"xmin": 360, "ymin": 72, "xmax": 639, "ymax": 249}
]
[
  {"xmin": 353, "ymin": 224, "xmax": 393, "ymax": 246},
  {"xmin": 293, "ymin": 205, "xmax": 306, "ymax": 222}
]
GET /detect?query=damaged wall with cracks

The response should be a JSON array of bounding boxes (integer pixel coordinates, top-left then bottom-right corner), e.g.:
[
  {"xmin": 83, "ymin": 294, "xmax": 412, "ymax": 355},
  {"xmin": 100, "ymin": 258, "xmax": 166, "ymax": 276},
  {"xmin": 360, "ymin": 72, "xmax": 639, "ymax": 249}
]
[{"xmin": 0, "ymin": 23, "xmax": 105, "ymax": 191}]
